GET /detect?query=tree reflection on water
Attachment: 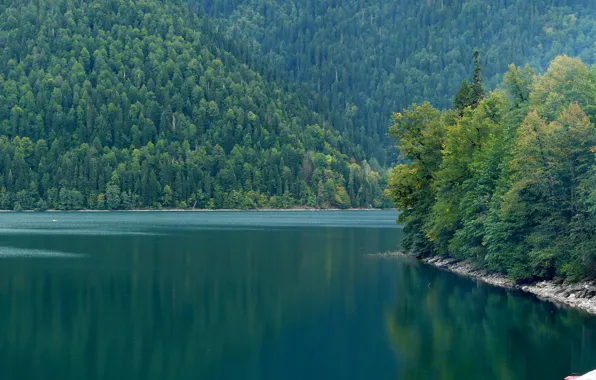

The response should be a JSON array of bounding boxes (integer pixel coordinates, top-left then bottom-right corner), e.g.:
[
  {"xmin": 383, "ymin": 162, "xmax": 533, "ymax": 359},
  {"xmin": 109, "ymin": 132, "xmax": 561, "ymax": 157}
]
[{"xmin": 385, "ymin": 261, "xmax": 596, "ymax": 380}]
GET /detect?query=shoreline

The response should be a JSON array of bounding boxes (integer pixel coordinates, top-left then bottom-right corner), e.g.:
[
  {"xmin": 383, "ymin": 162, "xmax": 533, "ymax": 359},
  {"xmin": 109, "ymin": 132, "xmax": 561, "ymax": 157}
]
[
  {"xmin": 0, "ymin": 208, "xmax": 395, "ymax": 213},
  {"xmin": 373, "ymin": 252, "xmax": 596, "ymax": 315},
  {"xmin": 423, "ymin": 256, "xmax": 596, "ymax": 315}
]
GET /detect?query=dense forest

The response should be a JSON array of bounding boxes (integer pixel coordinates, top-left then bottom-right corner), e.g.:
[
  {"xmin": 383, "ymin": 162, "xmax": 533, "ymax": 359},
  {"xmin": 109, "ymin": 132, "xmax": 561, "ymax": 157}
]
[
  {"xmin": 0, "ymin": 0, "xmax": 388, "ymax": 211},
  {"xmin": 201, "ymin": 0, "xmax": 596, "ymax": 164},
  {"xmin": 386, "ymin": 55, "xmax": 596, "ymax": 282},
  {"xmin": 4, "ymin": 0, "xmax": 596, "ymax": 211}
]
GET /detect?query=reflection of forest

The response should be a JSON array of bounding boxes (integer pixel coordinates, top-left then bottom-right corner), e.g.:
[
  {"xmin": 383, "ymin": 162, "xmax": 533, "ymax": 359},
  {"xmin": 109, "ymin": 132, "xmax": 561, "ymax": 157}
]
[
  {"xmin": 385, "ymin": 263, "xmax": 596, "ymax": 380},
  {"xmin": 0, "ymin": 227, "xmax": 390, "ymax": 379}
]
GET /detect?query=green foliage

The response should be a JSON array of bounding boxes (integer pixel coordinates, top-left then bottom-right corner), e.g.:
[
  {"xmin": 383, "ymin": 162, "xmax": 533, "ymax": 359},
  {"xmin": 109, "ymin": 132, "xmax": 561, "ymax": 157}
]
[
  {"xmin": 106, "ymin": 185, "xmax": 121, "ymax": 211},
  {"xmin": 58, "ymin": 189, "xmax": 84, "ymax": 211},
  {"xmin": 386, "ymin": 103, "xmax": 446, "ymax": 256},
  {"xmin": 453, "ymin": 51, "xmax": 486, "ymax": 114},
  {"xmin": 470, "ymin": 50, "xmax": 485, "ymax": 109},
  {"xmin": 388, "ymin": 56, "xmax": 596, "ymax": 281},
  {"xmin": 453, "ymin": 80, "xmax": 471, "ymax": 116},
  {"xmin": 0, "ymin": 0, "xmax": 388, "ymax": 210}
]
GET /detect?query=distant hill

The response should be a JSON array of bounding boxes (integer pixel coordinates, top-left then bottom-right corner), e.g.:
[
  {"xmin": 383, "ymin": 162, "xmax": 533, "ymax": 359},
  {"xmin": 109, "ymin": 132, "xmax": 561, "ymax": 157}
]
[{"xmin": 0, "ymin": 0, "xmax": 387, "ymax": 210}]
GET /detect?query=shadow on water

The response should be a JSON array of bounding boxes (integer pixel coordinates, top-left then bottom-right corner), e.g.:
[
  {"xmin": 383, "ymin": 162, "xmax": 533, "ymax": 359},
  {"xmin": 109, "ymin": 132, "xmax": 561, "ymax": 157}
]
[{"xmin": 384, "ymin": 260, "xmax": 596, "ymax": 380}]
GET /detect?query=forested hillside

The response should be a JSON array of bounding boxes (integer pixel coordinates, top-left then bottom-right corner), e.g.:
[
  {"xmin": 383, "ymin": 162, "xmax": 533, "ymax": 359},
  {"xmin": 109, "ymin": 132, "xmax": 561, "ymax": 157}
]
[
  {"xmin": 0, "ymin": 0, "xmax": 388, "ymax": 211},
  {"xmin": 4, "ymin": 0, "xmax": 596, "ymax": 212},
  {"xmin": 386, "ymin": 55, "xmax": 596, "ymax": 281},
  {"xmin": 201, "ymin": 0, "xmax": 596, "ymax": 163}
]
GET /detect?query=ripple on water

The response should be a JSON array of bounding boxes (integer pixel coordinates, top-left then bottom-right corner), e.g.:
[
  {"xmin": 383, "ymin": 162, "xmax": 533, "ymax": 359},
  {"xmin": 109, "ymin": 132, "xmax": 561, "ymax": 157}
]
[
  {"xmin": 0, "ymin": 247, "xmax": 82, "ymax": 258},
  {"xmin": 0, "ymin": 228, "xmax": 157, "ymax": 236}
]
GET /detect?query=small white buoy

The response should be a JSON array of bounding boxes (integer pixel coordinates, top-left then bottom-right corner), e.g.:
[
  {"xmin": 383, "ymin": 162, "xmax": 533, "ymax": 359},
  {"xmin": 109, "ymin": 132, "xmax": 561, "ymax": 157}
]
[{"xmin": 52, "ymin": 219, "xmax": 57, "ymax": 222}]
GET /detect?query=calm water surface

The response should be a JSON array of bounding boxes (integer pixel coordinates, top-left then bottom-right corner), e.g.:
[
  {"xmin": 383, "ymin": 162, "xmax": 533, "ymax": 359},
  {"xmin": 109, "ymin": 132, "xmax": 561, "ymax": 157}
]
[{"xmin": 0, "ymin": 211, "xmax": 595, "ymax": 380}]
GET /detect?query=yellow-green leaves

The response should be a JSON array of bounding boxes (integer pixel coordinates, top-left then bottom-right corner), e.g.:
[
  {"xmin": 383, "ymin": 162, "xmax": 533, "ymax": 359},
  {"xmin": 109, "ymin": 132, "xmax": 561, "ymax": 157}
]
[
  {"xmin": 530, "ymin": 56, "xmax": 594, "ymax": 121},
  {"xmin": 386, "ymin": 164, "xmax": 419, "ymax": 211},
  {"xmin": 387, "ymin": 103, "xmax": 446, "ymax": 253},
  {"xmin": 503, "ymin": 64, "xmax": 535, "ymax": 107},
  {"xmin": 388, "ymin": 55, "xmax": 596, "ymax": 278},
  {"xmin": 389, "ymin": 102, "xmax": 444, "ymax": 168}
]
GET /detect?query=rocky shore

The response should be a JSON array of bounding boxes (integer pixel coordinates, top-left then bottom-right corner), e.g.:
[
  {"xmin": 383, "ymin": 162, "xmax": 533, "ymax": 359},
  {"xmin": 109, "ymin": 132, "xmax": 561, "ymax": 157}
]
[
  {"xmin": 365, "ymin": 251, "xmax": 412, "ymax": 258},
  {"xmin": 422, "ymin": 256, "xmax": 596, "ymax": 315}
]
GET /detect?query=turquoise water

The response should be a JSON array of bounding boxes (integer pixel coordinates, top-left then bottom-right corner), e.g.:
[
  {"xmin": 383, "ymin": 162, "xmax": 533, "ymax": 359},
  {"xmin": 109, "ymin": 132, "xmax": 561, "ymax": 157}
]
[{"xmin": 0, "ymin": 211, "xmax": 594, "ymax": 380}]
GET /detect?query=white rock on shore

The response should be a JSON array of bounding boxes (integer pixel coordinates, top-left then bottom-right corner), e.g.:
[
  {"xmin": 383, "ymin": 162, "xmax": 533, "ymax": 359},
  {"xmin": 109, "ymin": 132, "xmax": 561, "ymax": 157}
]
[{"xmin": 419, "ymin": 255, "xmax": 596, "ymax": 315}]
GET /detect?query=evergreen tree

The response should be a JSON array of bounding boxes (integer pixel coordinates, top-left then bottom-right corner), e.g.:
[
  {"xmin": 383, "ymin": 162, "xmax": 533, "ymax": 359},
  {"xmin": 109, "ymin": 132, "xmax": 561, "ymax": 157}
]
[
  {"xmin": 453, "ymin": 80, "xmax": 471, "ymax": 116},
  {"xmin": 469, "ymin": 50, "xmax": 485, "ymax": 109}
]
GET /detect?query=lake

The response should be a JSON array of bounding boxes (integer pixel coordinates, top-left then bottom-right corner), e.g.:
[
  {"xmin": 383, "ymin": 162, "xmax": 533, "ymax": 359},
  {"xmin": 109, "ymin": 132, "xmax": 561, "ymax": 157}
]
[{"xmin": 0, "ymin": 210, "xmax": 595, "ymax": 380}]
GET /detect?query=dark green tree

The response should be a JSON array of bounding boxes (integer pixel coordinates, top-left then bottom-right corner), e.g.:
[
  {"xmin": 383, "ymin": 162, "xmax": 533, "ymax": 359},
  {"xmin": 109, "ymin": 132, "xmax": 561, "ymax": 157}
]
[
  {"xmin": 453, "ymin": 80, "xmax": 471, "ymax": 116},
  {"xmin": 469, "ymin": 50, "xmax": 485, "ymax": 109}
]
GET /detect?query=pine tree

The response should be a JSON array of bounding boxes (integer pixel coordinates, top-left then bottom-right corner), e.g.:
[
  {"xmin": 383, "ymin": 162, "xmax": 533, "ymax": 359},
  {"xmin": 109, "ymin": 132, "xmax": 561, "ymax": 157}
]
[
  {"xmin": 469, "ymin": 50, "xmax": 485, "ymax": 109},
  {"xmin": 453, "ymin": 79, "xmax": 471, "ymax": 115}
]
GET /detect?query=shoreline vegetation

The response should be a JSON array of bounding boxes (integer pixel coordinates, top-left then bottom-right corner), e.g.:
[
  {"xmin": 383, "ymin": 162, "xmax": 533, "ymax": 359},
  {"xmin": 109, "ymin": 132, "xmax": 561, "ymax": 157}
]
[
  {"xmin": 386, "ymin": 53, "xmax": 596, "ymax": 287},
  {"xmin": 368, "ymin": 252, "xmax": 596, "ymax": 315}
]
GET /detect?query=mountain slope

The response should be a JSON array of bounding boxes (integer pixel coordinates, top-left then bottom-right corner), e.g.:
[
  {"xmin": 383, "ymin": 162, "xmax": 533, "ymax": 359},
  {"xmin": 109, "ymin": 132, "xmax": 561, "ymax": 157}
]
[
  {"xmin": 0, "ymin": 0, "xmax": 387, "ymax": 210},
  {"xmin": 200, "ymin": 0, "xmax": 596, "ymax": 163}
]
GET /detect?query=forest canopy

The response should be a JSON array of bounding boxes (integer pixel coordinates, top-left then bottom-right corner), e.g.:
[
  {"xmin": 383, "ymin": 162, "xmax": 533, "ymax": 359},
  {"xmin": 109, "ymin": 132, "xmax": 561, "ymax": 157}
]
[
  {"xmin": 0, "ymin": 0, "xmax": 388, "ymax": 210},
  {"xmin": 3, "ymin": 0, "xmax": 596, "ymax": 212}
]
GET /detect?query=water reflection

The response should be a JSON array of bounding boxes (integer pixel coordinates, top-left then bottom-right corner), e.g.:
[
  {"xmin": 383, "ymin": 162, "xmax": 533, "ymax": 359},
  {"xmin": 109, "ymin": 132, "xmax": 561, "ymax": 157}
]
[
  {"xmin": 0, "ymin": 225, "xmax": 399, "ymax": 380},
  {"xmin": 0, "ymin": 211, "xmax": 595, "ymax": 380},
  {"xmin": 385, "ymin": 261, "xmax": 596, "ymax": 380}
]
